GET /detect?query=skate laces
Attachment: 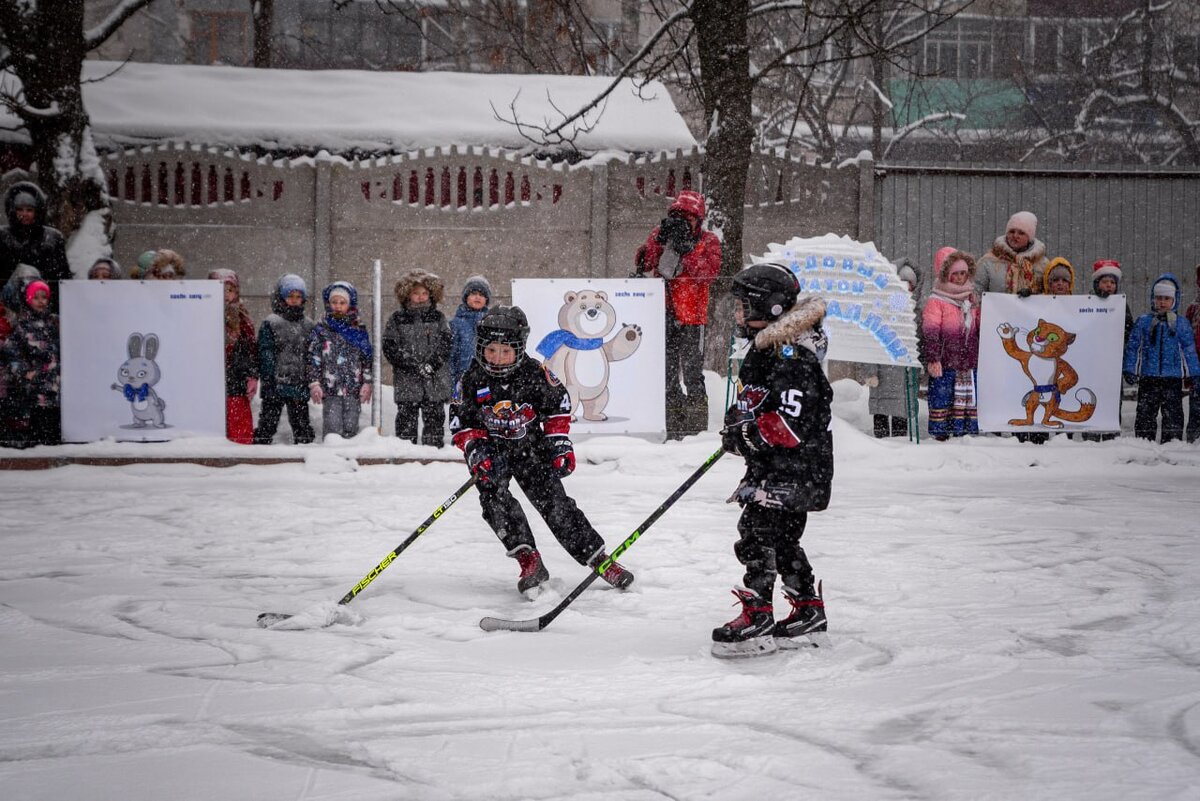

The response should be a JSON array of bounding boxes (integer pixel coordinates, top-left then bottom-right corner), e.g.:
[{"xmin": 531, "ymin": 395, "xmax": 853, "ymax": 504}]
[{"xmin": 727, "ymin": 588, "xmax": 771, "ymax": 626}]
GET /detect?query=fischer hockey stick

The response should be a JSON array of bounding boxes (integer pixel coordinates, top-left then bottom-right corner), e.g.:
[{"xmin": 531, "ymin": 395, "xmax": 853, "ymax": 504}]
[
  {"xmin": 257, "ymin": 475, "xmax": 477, "ymax": 627},
  {"xmin": 479, "ymin": 447, "xmax": 725, "ymax": 633}
]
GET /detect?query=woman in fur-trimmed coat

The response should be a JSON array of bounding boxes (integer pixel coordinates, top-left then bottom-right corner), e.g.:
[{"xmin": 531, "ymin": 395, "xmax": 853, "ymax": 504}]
[{"xmin": 382, "ymin": 268, "xmax": 453, "ymax": 447}]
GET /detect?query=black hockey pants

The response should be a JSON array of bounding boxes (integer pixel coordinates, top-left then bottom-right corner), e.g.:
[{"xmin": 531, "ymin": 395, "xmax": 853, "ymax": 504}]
[
  {"xmin": 734, "ymin": 504, "xmax": 815, "ymax": 600},
  {"xmin": 478, "ymin": 450, "xmax": 605, "ymax": 565}
]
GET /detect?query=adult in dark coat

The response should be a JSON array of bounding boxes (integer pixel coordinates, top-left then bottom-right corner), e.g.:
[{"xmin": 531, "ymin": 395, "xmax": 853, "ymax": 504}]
[{"xmin": 0, "ymin": 182, "xmax": 72, "ymax": 312}]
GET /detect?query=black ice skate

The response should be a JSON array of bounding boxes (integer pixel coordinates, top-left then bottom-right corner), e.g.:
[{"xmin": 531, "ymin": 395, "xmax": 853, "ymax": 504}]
[
  {"xmin": 589, "ymin": 550, "xmax": 635, "ymax": 590},
  {"xmin": 774, "ymin": 582, "xmax": 828, "ymax": 649},
  {"xmin": 711, "ymin": 587, "xmax": 777, "ymax": 659},
  {"xmin": 512, "ymin": 545, "xmax": 549, "ymax": 598}
]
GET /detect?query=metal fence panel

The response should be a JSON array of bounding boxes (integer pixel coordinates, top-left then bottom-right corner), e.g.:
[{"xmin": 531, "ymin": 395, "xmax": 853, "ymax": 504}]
[{"xmin": 875, "ymin": 165, "xmax": 1200, "ymax": 316}]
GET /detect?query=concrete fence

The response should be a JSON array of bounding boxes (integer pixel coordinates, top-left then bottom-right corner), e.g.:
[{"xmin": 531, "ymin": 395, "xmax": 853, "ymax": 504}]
[{"xmin": 96, "ymin": 143, "xmax": 870, "ymax": 334}]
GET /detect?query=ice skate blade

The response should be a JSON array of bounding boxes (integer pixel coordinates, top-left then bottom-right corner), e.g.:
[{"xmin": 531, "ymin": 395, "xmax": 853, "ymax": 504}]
[
  {"xmin": 777, "ymin": 631, "xmax": 830, "ymax": 650},
  {"xmin": 711, "ymin": 635, "xmax": 779, "ymax": 659}
]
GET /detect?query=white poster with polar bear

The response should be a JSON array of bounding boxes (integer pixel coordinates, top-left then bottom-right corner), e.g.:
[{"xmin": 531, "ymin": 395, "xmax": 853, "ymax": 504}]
[
  {"xmin": 59, "ymin": 280, "xmax": 226, "ymax": 442},
  {"xmin": 513, "ymin": 278, "xmax": 666, "ymax": 436}
]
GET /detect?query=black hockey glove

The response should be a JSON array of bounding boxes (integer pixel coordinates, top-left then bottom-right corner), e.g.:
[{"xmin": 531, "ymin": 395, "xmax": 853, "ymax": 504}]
[
  {"xmin": 466, "ymin": 442, "xmax": 496, "ymax": 487},
  {"xmin": 721, "ymin": 421, "xmax": 766, "ymax": 456},
  {"xmin": 1123, "ymin": 372, "xmax": 1139, "ymax": 386},
  {"xmin": 1016, "ymin": 288, "xmax": 1033, "ymax": 298},
  {"xmin": 419, "ymin": 363, "xmax": 435, "ymax": 377},
  {"xmin": 547, "ymin": 436, "xmax": 575, "ymax": 478}
]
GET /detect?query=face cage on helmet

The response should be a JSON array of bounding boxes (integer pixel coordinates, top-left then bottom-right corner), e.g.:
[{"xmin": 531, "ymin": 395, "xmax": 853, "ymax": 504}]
[{"xmin": 475, "ymin": 328, "xmax": 526, "ymax": 377}]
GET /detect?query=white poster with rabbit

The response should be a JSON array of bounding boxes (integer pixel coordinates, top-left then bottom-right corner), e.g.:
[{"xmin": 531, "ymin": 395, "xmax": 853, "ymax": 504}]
[
  {"xmin": 512, "ymin": 278, "xmax": 665, "ymax": 437},
  {"xmin": 59, "ymin": 280, "xmax": 226, "ymax": 442}
]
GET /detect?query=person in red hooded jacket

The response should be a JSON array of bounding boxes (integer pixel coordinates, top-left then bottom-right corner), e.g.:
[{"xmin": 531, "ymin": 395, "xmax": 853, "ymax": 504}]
[{"xmin": 634, "ymin": 190, "xmax": 722, "ymax": 439}]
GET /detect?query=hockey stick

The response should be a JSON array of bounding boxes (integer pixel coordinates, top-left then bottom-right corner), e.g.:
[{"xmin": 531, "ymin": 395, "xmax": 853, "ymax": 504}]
[
  {"xmin": 257, "ymin": 475, "xmax": 477, "ymax": 627},
  {"xmin": 479, "ymin": 447, "xmax": 726, "ymax": 633}
]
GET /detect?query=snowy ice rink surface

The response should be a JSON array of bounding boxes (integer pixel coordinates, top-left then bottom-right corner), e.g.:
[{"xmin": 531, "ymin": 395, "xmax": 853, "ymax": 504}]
[{"xmin": 3, "ymin": 381, "xmax": 1200, "ymax": 800}]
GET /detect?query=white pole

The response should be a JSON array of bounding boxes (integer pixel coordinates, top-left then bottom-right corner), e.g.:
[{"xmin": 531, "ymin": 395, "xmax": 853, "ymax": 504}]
[{"xmin": 372, "ymin": 258, "xmax": 383, "ymax": 433}]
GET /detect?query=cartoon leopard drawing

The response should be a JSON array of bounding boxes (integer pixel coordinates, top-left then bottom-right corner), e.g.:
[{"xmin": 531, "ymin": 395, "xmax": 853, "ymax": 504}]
[{"xmin": 997, "ymin": 319, "xmax": 1096, "ymax": 428}]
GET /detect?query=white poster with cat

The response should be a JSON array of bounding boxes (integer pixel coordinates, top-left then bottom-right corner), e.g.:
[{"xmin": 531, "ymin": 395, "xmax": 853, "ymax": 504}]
[
  {"xmin": 512, "ymin": 278, "xmax": 665, "ymax": 437},
  {"xmin": 978, "ymin": 293, "xmax": 1126, "ymax": 433},
  {"xmin": 59, "ymin": 280, "xmax": 226, "ymax": 442}
]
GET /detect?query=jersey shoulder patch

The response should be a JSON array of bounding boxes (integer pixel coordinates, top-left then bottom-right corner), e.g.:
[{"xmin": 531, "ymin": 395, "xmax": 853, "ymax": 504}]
[{"xmin": 542, "ymin": 365, "xmax": 562, "ymax": 387}]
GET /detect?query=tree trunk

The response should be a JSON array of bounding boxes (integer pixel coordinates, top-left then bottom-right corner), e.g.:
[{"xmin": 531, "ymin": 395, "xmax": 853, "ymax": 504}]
[
  {"xmin": 251, "ymin": 0, "xmax": 275, "ymax": 68},
  {"xmin": 10, "ymin": 1, "xmax": 111, "ymax": 246},
  {"xmin": 692, "ymin": 0, "xmax": 754, "ymax": 374}
]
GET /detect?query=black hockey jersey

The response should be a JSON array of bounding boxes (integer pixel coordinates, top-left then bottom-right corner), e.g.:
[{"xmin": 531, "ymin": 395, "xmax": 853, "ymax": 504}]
[
  {"xmin": 727, "ymin": 310, "xmax": 834, "ymax": 512},
  {"xmin": 450, "ymin": 357, "xmax": 572, "ymax": 453}
]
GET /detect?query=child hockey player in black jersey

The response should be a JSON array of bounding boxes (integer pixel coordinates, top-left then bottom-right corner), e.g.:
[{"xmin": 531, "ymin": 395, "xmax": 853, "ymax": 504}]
[
  {"xmin": 450, "ymin": 305, "xmax": 634, "ymax": 597},
  {"xmin": 714, "ymin": 263, "xmax": 833, "ymax": 658}
]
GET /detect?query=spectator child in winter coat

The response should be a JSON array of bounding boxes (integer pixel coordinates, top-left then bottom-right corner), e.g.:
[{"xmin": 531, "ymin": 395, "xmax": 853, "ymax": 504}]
[
  {"xmin": 1084, "ymin": 259, "xmax": 1133, "ymax": 442},
  {"xmin": 254, "ymin": 274, "xmax": 316, "ymax": 444},
  {"xmin": 1123, "ymin": 273, "xmax": 1200, "ymax": 443},
  {"xmin": 1185, "ymin": 265, "xmax": 1200, "ymax": 443},
  {"xmin": 634, "ymin": 190, "xmax": 722, "ymax": 438},
  {"xmin": 1042, "ymin": 257, "xmax": 1075, "ymax": 296},
  {"xmin": 922, "ymin": 248, "xmax": 981, "ymax": 440},
  {"xmin": 714, "ymin": 263, "xmax": 833, "ymax": 659},
  {"xmin": 307, "ymin": 281, "xmax": 373, "ymax": 440},
  {"xmin": 449, "ymin": 305, "xmax": 634, "ymax": 598},
  {"xmin": 383, "ymin": 269, "xmax": 453, "ymax": 447},
  {"xmin": 1, "ymin": 280, "xmax": 60, "ymax": 446},
  {"xmin": 864, "ymin": 258, "xmax": 921, "ymax": 438},
  {"xmin": 449, "ymin": 275, "xmax": 491, "ymax": 391},
  {"xmin": 146, "ymin": 249, "xmax": 185, "ymax": 280},
  {"xmin": 209, "ymin": 270, "xmax": 258, "ymax": 444},
  {"xmin": 87, "ymin": 257, "xmax": 123, "ymax": 280}
]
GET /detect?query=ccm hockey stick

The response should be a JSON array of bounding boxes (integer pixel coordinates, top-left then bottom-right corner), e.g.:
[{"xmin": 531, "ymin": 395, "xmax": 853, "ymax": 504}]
[
  {"xmin": 479, "ymin": 447, "xmax": 725, "ymax": 633},
  {"xmin": 257, "ymin": 475, "xmax": 477, "ymax": 627}
]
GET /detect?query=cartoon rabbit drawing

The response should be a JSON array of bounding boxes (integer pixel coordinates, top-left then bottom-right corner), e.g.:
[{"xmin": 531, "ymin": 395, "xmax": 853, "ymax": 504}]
[{"xmin": 111, "ymin": 332, "xmax": 167, "ymax": 428}]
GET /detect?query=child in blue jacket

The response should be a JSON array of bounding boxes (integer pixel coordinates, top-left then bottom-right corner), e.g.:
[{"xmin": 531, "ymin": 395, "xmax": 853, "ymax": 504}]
[
  {"xmin": 1123, "ymin": 273, "xmax": 1200, "ymax": 443},
  {"xmin": 449, "ymin": 275, "xmax": 491, "ymax": 393}
]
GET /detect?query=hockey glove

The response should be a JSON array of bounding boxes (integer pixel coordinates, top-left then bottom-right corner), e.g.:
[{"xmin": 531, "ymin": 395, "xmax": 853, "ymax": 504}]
[
  {"xmin": 466, "ymin": 442, "xmax": 497, "ymax": 487},
  {"xmin": 420, "ymin": 363, "xmax": 435, "ymax": 377},
  {"xmin": 547, "ymin": 436, "xmax": 576, "ymax": 478},
  {"xmin": 721, "ymin": 421, "xmax": 767, "ymax": 456},
  {"xmin": 1123, "ymin": 372, "xmax": 1139, "ymax": 386},
  {"xmin": 1016, "ymin": 288, "xmax": 1033, "ymax": 299}
]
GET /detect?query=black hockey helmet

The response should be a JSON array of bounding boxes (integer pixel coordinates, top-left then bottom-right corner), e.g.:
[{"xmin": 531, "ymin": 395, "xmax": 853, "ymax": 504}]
[
  {"xmin": 731, "ymin": 262, "xmax": 800, "ymax": 337},
  {"xmin": 475, "ymin": 305, "xmax": 530, "ymax": 377}
]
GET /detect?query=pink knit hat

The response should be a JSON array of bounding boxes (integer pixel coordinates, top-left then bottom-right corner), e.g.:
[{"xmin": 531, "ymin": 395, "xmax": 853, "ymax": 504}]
[
  {"xmin": 25, "ymin": 280, "xmax": 50, "ymax": 304},
  {"xmin": 934, "ymin": 246, "xmax": 957, "ymax": 273}
]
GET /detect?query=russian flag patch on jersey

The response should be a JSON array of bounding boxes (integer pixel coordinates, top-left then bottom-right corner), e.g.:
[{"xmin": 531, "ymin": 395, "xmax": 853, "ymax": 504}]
[{"xmin": 476, "ymin": 386, "xmax": 492, "ymax": 402}]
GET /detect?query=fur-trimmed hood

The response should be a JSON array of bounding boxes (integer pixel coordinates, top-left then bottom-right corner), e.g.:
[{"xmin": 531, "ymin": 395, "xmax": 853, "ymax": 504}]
[
  {"xmin": 4, "ymin": 180, "xmax": 48, "ymax": 228},
  {"xmin": 394, "ymin": 269, "xmax": 444, "ymax": 306},
  {"xmin": 990, "ymin": 234, "xmax": 1047, "ymax": 265},
  {"xmin": 753, "ymin": 295, "xmax": 827, "ymax": 352}
]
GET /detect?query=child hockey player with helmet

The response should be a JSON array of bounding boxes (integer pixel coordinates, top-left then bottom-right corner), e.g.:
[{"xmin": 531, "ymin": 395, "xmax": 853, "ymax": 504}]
[
  {"xmin": 449, "ymin": 305, "xmax": 634, "ymax": 598},
  {"xmin": 714, "ymin": 262, "xmax": 833, "ymax": 659}
]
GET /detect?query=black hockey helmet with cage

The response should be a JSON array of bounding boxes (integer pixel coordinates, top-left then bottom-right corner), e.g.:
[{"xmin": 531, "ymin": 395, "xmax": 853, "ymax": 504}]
[
  {"xmin": 475, "ymin": 305, "xmax": 530, "ymax": 377},
  {"xmin": 731, "ymin": 262, "xmax": 800, "ymax": 337}
]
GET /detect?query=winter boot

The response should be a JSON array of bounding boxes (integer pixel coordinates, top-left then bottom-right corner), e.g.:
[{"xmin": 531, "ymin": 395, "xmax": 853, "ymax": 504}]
[
  {"xmin": 774, "ymin": 582, "xmax": 827, "ymax": 649},
  {"xmin": 711, "ymin": 587, "xmax": 777, "ymax": 659},
  {"xmin": 589, "ymin": 550, "xmax": 635, "ymax": 590},
  {"xmin": 511, "ymin": 545, "xmax": 549, "ymax": 597}
]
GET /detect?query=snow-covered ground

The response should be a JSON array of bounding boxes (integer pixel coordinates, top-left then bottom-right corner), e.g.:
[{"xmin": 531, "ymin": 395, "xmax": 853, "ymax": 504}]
[{"xmin": 3, "ymin": 379, "xmax": 1200, "ymax": 800}]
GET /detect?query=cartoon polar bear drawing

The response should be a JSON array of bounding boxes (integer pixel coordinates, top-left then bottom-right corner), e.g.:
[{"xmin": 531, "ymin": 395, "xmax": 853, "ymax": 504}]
[{"xmin": 534, "ymin": 290, "xmax": 642, "ymax": 421}]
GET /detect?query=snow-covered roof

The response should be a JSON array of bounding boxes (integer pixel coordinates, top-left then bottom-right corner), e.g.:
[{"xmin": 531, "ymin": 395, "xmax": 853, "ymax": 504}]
[{"xmin": 1, "ymin": 61, "xmax": 697, "ymax": 155}]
